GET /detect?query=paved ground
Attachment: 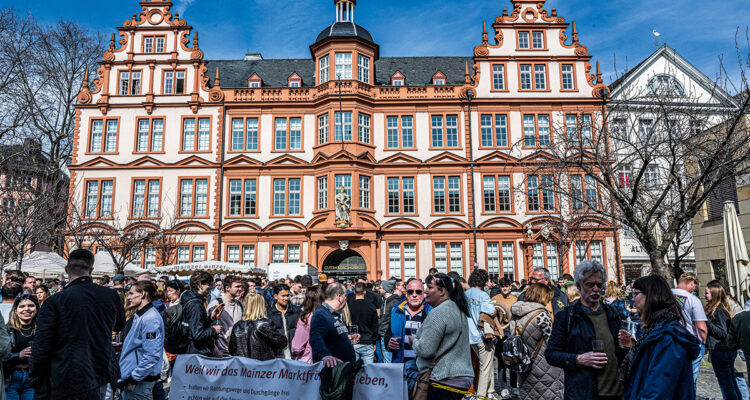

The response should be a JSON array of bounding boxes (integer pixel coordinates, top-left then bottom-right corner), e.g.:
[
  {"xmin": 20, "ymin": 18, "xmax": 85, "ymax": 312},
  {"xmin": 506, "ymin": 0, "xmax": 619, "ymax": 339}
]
[{"xmin": 491, "ymin": 366, "xmax": 729, "ymax": 399}]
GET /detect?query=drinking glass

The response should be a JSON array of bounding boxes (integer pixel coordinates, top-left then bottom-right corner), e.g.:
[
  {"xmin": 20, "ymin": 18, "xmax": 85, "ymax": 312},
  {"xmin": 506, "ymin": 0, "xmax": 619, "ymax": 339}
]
[
  {"xmin": 348, "ymin": 326, "xmax": 359, "ymax": 335},
  {"xmin": 592, "ymin": 339, "xmax": 604, "ymax": 352}
]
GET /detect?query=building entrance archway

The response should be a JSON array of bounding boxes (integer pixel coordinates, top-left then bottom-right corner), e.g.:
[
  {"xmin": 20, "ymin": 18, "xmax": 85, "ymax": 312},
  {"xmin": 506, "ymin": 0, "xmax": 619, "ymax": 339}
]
[{"xmin": 322, "ymin": 249, "xmax": 367, "ymax": 280}]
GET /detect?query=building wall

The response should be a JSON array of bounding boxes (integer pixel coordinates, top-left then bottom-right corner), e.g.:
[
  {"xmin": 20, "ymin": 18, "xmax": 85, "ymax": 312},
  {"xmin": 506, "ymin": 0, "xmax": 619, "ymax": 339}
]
[{"xmin": 70, "ymin": 0, "xmax": 618, "ymax": 280}]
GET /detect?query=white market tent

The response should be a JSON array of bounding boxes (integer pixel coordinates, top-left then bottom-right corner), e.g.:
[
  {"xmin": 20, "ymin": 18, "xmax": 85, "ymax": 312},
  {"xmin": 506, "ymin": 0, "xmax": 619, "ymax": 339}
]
[
  {"xmin": 152, "ymin": 261, "xmax": 266, "ymax": 276},
  {"xmin": 92, "ymin": 251, "xmax": 149, "ymax": 276},
  {"xmin": 3, "ymin": 251, "xmax": 67, "ymax": 279}
]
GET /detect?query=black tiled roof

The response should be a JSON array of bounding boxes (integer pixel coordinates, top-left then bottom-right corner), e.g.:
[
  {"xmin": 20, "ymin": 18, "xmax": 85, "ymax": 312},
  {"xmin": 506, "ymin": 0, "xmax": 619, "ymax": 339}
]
[
  {"xmin": 315, "ymin": 22, "xmax": 374, "ymax": 44},
  {"xmin": 205, "ymin": 56, "xmax": 471, "ymax": 88}
]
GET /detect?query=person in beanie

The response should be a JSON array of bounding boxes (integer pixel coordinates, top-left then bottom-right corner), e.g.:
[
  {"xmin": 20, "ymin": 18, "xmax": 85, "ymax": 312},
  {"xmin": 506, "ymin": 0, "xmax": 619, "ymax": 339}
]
[{"xmin": 378, "ymin": 280, "xmax": 402, "ymax": 363}]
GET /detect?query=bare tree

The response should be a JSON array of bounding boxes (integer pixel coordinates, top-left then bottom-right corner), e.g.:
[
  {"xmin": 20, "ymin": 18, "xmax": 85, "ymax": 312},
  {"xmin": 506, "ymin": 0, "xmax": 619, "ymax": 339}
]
[{"xmin": 520, "ymin": 58, "xmax": 749, "ymax": 281}]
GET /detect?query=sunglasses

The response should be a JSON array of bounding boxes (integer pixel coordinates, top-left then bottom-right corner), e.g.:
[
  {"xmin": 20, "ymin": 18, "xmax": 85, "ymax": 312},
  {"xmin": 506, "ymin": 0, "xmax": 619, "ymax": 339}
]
[
  {"xmin": 16, "ymin": 293, "xmax": 36, "ymax": 299},
  {"xmin": 406, "ymin": 289, "xmax": 423, "ymax": 295}
]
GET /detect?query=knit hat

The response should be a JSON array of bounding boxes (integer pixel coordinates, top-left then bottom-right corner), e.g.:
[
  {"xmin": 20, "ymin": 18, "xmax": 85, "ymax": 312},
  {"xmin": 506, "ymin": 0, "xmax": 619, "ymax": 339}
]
[
  {"xmin": 381, "ymin": 280, "xmax": 396, "ymax": 293},
  {"xmin": 112, "ymin": 274, "xmax": 125, "ymax": 283}
]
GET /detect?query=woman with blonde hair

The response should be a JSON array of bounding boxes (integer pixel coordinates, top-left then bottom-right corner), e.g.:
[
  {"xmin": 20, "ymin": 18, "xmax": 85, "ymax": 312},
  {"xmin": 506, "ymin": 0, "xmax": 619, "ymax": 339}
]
[
  {"xmin": 3, "ymin": 294, "xmax": 39, "ymax": 400},
  {"xmin": 510, "ymin": 283, "xmax": 563, "ymax": 400},
  {"xmin": 604, "ymin": 280, "xmax": 629, "ymax": 320},
  {"xmin": 704, "ymin": 280, "xmax": 742, "ymax": 400},
  {"xmin": 229, "ymin": 292, "xmax": 287, "ymax": 360},
  {"xmin": 564, "ymin": 283, "xmax": 580, "ymax": 303}
]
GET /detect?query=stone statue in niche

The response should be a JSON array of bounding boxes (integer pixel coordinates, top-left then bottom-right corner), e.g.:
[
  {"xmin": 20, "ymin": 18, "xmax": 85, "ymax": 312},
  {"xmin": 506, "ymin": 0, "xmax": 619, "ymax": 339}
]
[{"xmin": 335, "ymin": 186, "xmax": 351, "ymax": 224}]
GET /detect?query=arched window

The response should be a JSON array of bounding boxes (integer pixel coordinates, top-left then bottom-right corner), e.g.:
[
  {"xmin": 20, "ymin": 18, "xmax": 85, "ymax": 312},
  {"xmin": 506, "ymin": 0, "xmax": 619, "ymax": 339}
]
[{"xmin": 647, "ymin": 74, "xmax": 685, "ymax": 97}]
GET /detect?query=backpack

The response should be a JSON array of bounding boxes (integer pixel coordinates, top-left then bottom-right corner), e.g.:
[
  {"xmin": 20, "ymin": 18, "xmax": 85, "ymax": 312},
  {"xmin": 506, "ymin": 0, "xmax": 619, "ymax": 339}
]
[
  {"xmin": 502, "ymin": 310, "xmax": 545, "ymax": 373},
  {"xmin": 163, "ymin": 298, "xmax": 200, "ymax": 354},
  {"xmin": 319, "ymin": 360, "xmax": 364, "ymax": 400}
]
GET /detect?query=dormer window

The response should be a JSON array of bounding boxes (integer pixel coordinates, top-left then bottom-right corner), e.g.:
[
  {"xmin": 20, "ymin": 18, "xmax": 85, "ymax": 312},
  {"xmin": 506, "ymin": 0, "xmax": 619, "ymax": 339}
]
[
  {"xmin": 432, "ymin": 71, "xmax": 447, "ymax": 86},
  {"xmin": 391, "ymin": 71, "xmax": 405, "ymax": 86},
  {"xmin": 248, "ymin": 73, "xmax": 262, "ymax": 88},
  {"xmin": 288, "ymin": 73, "xmax": 302, "ymax": 88}
]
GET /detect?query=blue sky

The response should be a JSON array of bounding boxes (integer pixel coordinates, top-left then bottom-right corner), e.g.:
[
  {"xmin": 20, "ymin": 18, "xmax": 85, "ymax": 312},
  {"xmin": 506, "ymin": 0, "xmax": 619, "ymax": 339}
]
[{"xmin": 5, "ymin": 0, "xmax": 748, "ymax": 92}]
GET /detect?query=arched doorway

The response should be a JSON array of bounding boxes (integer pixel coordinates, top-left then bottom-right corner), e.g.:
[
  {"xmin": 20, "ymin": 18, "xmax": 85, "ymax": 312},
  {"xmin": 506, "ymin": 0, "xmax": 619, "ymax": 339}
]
[{"xmin": 322, "ymin": 249, "xmax": 367, "ymax": 280}]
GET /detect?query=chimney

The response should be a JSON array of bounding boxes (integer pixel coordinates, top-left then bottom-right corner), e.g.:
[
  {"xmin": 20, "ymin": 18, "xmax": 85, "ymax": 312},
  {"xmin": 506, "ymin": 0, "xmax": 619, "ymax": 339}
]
[{"xmin": 244, "ymin": 53, "xmax": 263, "ymax": 61}]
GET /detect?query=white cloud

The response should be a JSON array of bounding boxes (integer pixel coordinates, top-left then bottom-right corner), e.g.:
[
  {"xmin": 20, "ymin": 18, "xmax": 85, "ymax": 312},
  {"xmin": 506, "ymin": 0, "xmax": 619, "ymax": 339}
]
[{"xmin": 173, "ymin": 0, "xmax": 196, "ymax": 16}]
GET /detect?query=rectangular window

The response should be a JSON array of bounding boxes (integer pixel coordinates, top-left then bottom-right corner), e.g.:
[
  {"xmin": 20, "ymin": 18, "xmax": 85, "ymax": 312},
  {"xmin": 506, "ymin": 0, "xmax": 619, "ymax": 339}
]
[
  {"xmin": 479, "ymin": 114, "xmax": 508, "ymax": 148},
  {"xmin": 289, "ymin": 117, "xmax": 302, "ymax": 150},
  {"xmin": 84, "ymin": 179, "xmax": 114, "ymax": 219},
  {"xmin": 386, "ymin": 115, "xmax": 414, "ymax": 149},
  {"xmin": 287, "ymin": 245, "xmax": 300, "ymax": 263},
  {"xmin": 566, "ymin": 114, "xmax": 579, "ymax": 146},
  {"xmin": 523, "ymin": 115, "xmax": 536, "ymax": 147},
  {"xmin": 358, "ymin": 113, "xmax": 370, "ymax": 143},
  {"xmin": 192, "ymin": 245, "xmax": 205, "ymax": 262},
  {"xmin": 179, "ymin": 178, "xmax": 208, "ymax": 217},
  {"xmin": 227, "ymin": 178, "xmax": 256, "ymax": 217},
  {"xmin": 177, "ymin": 246, "xmax": 190, "ymax": 264},
  {"xmin": 534, "ymin": 65, "xmax": 547, "ymax": 90},
  {"xmin": 319, "ymin": 55, "xmax": 329, "ymax": 84},
  {"xmin": 541, "ymin": 175, "xmax": 555, "ymax": 211},
  {"xmin": 387, "ymin": 176, "xmax": 416, "ymax": 215},
  {"xmin": 231, "ymin": 119, "xmax": 244, "ymax": 151},
  {"xmin": 318, "ymin": 176, "xmax": 328, "ymax": 210},
  {"xmin": 334, "ymin": 111, "xmax": 352, "ymax": 141},
  {"xmin": 449, "ymin": 243, "xmax": 462, "ymax": 274},
  {"xmin": 274, "ymin": 118, "xmax": 287, "ymax": 150},
  {"xmin": 386, "ymin": 116, "xmax": 399, "ymax": 148},
  {"xmin": 520, "ymin": 65, "xmax": 532, "ymax": 90},
  {"xmin": 581, "ymin": 114, "xmax": 592, "ymax": 146},
  {"xmin": 538, "ymin": 114, "xmax": 550, "ymax": 146},
  {"xmin": 89, "ymin": 119, "xmax": 118, "ymax": 153},
  {"xmin": 619, "ymin": 164, "xmax": 631, "ymax": 188},
  {"xmin": 431, "ymin": 115, "xmax": 459, "ymax": 149},
  {"xmin": 502, "ymin": 242, "xmax": 515, "ymax": 280},
  {"xmin": 531, "ymin": 243, "xmax": 559, "ymax": 280},
  {"xmin": 433, "ymin": 177, "xmax": 445, "ymax": 214},
  {"xmin": 358, "ymin": 55, "xmax": 369, "ymax": 83},
  {"xmin": 175, "ymin": 70, "xmax": 185, "ymax": 94},
  {"xmin": 181, "ymin": 117, "xmax": 210, "ymax": 152},
  {"xmin": 156, "ymin": 36, "xmax": 165, "ymax": 53},
  {"xmin": 228, "ymin": 180, "xmax": 241, "ymax": 216},
  {"xmin": 136, "ymin": 118, "xmax": 164, "ymax": 153},
  {"xmin": 590, "ymin": 241, "xmax": 603, "ymax": 264},
  {"xmin": 646, "ymin": 164, "xmax": 660, "ymax": 186},
  {"xmin": 243, "ymin": 245, "xmax": 255, "ymax": 266},
  {"xmin": 435, "ymin": 243, "xmax": 448, "ymax": 274},
  {"xmin": 272, "ymin": 245, "xmax": 285, "ymax": 263},
  {"xmin": 483, "ymin": 175, "xmax": 511, "ymax": 213},
  {"xmin": 227, "ymin": 245, "xmax": 240, "ymax": 263},
  {"xmin": 401, "ymin": 116, "xmax": 414, "ymax": 148},
  {"xmin": 144, "ymin": 247, "xmax": 156, "ymax": 269},
  {"xmin": 487, "ymin": 242, "xmax": 499, "ymax": 276},
  {"xmin": 334, "ymin": 52, "xmax": 352, "ymax": 79},
  {"xmin": 132, "ymin": 179, "xmax": 160, "ymax": 218},
  {"xmin": 246, "ymin": 118, "xmax": 259, "ymax": 150},
  {"xmin": 546, "ymin": 245, "xmax": 559, "ymax": 280},
  {"xmin": 164, "ymin": 71, "xmax": 173, "ymax": 94},
  {"xmin": 388, "ymin": 244, "xmax": 402, "ymax": 279},
  {"xmin": 492, "ymin": 65, "xmax": 505, "ymax": 90},
  {"xmin": 433, "ymin": 78, "xmax": 445, "ymax": 85},
  {"xmin": 334, "ymin": 174, "xmax": 352, "ymax": 199},
  {"xmin": 230, "ymin": 118, "xmax": 259, "ymax": 152},
  {"xmin": 144, "ymin": 37, "xmax": 153, "ymax": 53},
  {"xmin": 561, "ymin": 64, "xmax": 575, "ymax": 90},
  {"xmin": 289, "ymin": 80, "xmax": 300, "ymax": 88},
  {"xmin": 585, "ymin": 175, "xmax": 598, "ymax": 208},
  {"xmin": 318, "ymin": 114, "xmax": 329, "ymax": 144},
  {"xmin": 273, "ymin": 178, "xmax": 301, "ymax": 216},
  {"xmin": 571, "ymin": 175, "xmax": 583, "ymax": 210},
  {"xmin": 518, "ymin": 31, "xmax": 530, "ymax": 49},
  {"xmin": 532, "ymin": 31, "xmax": 544, "ymax": 49},
  {"xmin": 392, "ymin": 79, "xmax": 404, "ymax": 86},
  {"xmin": 118, "ymin": 70, "xmax": 142, "ymax": 95},
  {"xmin": 523, "ymin": 114, "xmax": 550, "ymax": 147},
  {"xmin": 527, "ymin": 175, "xmax": 540, "ymax": 212},
  {"xmin": 359, "ymin": 176, "xmax": 370, "ymax": 209}
]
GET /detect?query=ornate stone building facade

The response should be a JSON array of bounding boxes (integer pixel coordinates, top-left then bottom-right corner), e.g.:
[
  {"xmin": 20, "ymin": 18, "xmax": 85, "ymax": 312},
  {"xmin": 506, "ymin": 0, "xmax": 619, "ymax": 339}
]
[{"xmin": 71, "ymin": 0, "xmax": 617, "ymax": 280}]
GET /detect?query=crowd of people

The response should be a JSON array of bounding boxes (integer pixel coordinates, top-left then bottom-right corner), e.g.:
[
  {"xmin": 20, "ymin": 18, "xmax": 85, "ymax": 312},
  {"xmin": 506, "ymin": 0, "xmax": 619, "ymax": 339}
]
[{"xmin": 0, "ymin": 249, "xmax": 749, "ymax": 399}]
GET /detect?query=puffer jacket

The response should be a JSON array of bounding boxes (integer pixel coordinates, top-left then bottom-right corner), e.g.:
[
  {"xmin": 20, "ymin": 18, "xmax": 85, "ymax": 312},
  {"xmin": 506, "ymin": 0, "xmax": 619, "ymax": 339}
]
[
  {"xmin": 229, "ymin": 318, "xmax": 288, "ymax": 361},
  {"xmin": 510, "ymin": 301, "xmax": 563, "ymax": 400}
]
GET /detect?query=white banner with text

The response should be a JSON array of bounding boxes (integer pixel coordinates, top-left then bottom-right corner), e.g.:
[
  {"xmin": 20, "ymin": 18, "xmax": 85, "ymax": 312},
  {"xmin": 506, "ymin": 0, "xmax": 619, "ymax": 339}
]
[{"xmin": 168, "ymin": 354, "xmax": 407, "ymax": 400}]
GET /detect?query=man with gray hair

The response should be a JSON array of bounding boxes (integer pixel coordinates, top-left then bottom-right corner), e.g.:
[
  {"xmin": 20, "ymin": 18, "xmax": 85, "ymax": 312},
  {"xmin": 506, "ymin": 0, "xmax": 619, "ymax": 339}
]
[
  {"xmin": 518, "ymin": 266, "xmax": 569, "ymax": 315},
  {"xmin": 545, "ymin": 260, "xmax": 626, "ymax": 399},
  {"xmin": 309, "ymin": 282, "xmax": 358, "ymax": 367}
]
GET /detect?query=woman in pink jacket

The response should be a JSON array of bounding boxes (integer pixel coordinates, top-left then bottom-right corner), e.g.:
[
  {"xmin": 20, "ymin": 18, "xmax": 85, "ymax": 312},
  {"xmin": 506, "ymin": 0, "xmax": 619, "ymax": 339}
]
[{"xmin": 291, "ymin": 286, "xmax": 325, "ymax": 363}]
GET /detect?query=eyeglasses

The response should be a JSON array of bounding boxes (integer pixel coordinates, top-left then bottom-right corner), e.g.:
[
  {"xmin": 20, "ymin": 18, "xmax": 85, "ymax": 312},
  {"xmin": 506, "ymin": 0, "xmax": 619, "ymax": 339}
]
[{"xmin": 407, "ymin": 289, "xmax": 423, "ymax": 295}]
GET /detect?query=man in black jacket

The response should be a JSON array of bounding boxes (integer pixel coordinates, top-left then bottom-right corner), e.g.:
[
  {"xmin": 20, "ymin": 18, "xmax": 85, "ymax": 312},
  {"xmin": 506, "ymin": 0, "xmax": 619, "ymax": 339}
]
[
  {"xmin": 378, "ymin": 280, "xmax": 403, "ymax": 363},
  {"xmin": 350, "ymin": 282, "xmax": 379, "ymax": 364},
  {"xmin": 266, "ymin": 284, "xmax": 300, "ymax": 359},
  {"xmin": 181, "ymin": 271, "xmax": 223, "ymax": 356},
  {"xmin": 30, "ymin": 249, "xmax": 126, "ymax": 400},
  {"xmin": 518, "ymin": 267, "xmax": 569, "ymax": 315}
]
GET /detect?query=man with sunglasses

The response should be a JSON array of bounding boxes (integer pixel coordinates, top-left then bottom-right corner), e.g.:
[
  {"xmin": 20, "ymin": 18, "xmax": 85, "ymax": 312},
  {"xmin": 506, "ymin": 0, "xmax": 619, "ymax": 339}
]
[
  {"xmin": 518, "ymin": 267, "xmax": 569, "ymax": 316},
  {"xmin": 387, "ymin": 279, "xmax": 431, "ymax": 390},
  {"xmin": 545, "ymin": 260, "xmax": 625, "ymax": 400}
]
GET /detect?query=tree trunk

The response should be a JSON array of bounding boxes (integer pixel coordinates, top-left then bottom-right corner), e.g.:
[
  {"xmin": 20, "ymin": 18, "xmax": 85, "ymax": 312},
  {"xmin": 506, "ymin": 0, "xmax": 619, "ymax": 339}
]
[{"xmin": 649, "ymin": 250, "xmax": 676, "ymax": 285}]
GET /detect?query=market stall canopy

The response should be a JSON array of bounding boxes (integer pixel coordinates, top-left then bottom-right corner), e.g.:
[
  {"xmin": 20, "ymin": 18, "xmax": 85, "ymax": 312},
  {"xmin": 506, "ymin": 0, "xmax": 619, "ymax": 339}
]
[
  {"xmin": 93, "ymin": 251, "xmax": 149, "ymax": 276},
  {"xmin": 724, "ymin": 201, "xmax": 750, "ymax": 303},
  {"xmin": 3, "ymin": 251, "xmax": 67, "ymax": 279},
  {"xmin": 151, "ymin": 261, "xmax": 266, "ymax": 276}
]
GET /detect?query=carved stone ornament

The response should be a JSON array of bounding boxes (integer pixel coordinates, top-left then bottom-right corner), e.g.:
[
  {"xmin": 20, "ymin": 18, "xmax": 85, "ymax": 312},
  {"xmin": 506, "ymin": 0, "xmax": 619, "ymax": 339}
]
[
  {"xmin": 540, "ymin": 224, "xmax": 552, "ymax": 240},
  {"xmin": 339, "ymin": 240, "xmax": 349, "ymax": 251},
  {"xmin": 526, "ymin": 226, "xmax": 533, "ymax": 238}
]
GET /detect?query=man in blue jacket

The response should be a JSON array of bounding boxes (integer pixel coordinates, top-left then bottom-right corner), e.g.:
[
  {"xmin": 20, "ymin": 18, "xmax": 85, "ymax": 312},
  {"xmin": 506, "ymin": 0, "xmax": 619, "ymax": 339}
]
[
  {"xmin": 310, "ymin": 282, "xmax": 357, "ymax": 367},
  {"xmin": 545, "ymin": 260, "xmax": 625, "ymax": 400},
  {"xmin": 386, "ymin": 279, "xmax": 431, "ymax": 391}
]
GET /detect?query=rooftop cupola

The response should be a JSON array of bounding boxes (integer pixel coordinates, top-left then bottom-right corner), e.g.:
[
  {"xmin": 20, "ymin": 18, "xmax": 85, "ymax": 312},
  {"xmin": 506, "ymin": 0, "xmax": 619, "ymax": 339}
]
[{"xmin": 335, "ymin": 0, "xmax": 356, "ymax": 23}]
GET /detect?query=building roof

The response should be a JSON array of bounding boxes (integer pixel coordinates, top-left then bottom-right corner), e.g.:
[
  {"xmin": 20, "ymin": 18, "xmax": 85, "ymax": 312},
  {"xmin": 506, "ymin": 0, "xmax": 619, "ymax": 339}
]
[
  {"xmin": 315, "ymin": 22, "xmax": 374, "ymax": 44},
  {"xmin": 205, "ymin": 56, "xmax": 472, "ymax": 88},
  {"xmin": 0, "ymin": 140, "xmax": 51, "ymax": 174}
]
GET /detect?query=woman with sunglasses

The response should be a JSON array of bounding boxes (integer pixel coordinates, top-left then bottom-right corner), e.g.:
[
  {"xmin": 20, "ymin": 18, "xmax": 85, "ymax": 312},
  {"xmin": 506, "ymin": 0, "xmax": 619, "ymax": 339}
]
[
  {"xmin": 618, "ymin": 275, "xmax": 701, "ymax": 400},
  {"xmin": 3, "ymin": 293, "xmax": 39, "ymax": 400}
]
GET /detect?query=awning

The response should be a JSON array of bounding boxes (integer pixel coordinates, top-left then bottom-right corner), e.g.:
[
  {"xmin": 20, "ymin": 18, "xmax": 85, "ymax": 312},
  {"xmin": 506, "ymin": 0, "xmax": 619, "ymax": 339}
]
[
  {"xmin": 3, "ymin": 251, "xmax": 67, "ymax": 279},
  {"xmin": 92, "ymin": 251, "xmax": 149, "ymax": 276},
  {"xmin": 724, "ymin": 201, "xmax": 749, "ymax": 302},
  {"xmin": 151, "ymin": 261, "xmax": 266, "ymax": 276}
]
